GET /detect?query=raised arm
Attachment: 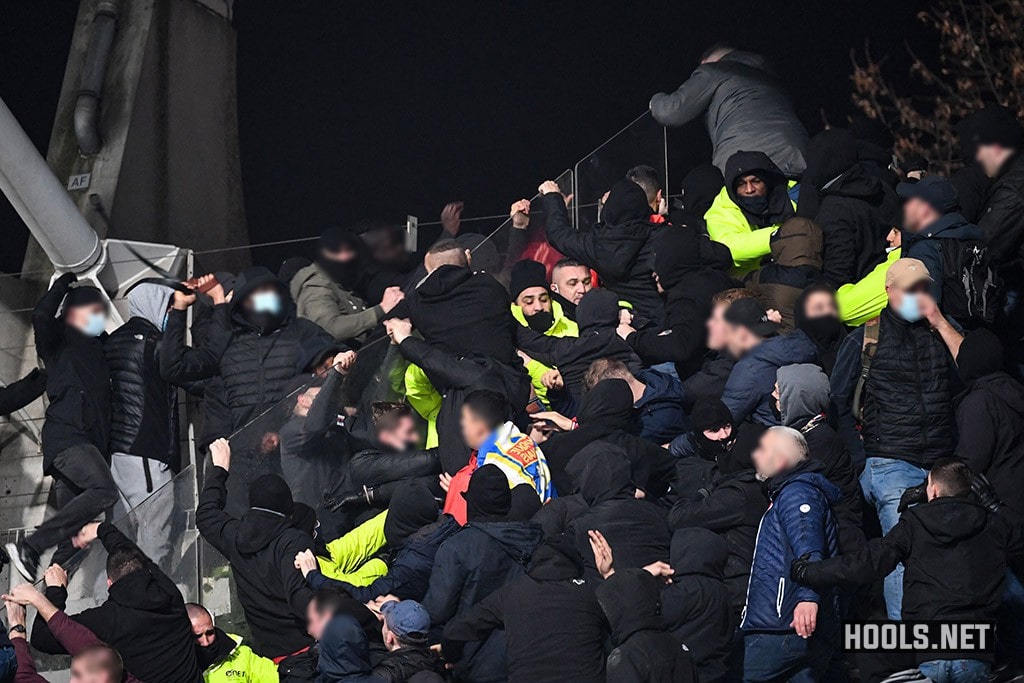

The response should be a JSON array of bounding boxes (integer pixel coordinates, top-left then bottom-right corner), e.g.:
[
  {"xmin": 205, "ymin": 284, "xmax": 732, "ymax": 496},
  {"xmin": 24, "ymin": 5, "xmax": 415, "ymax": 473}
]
[
  {"xmin": 195, "ymin": 439, "xmax": 236, "ymax": 556},
  {"xmin": 32, "ymin": 272, "xmax": 77, "ymax": 363},
  {"xmin": 649, "ymin": 67, "xmax": 717, "ymax": 127},
  {"xmin": 159, "ymin": 293, "xmax": 231, "ymax": 384},
  {"xmin": 537, "ymin": 186, "xmax": 598, "ymax": 267}
]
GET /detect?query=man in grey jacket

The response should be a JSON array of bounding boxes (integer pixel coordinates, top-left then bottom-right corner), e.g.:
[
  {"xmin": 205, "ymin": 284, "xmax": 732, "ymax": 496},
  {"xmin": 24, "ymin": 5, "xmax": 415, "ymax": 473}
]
[{"xmin": 650, "ymin": 45, "xmax": 808, "ymax": 177}]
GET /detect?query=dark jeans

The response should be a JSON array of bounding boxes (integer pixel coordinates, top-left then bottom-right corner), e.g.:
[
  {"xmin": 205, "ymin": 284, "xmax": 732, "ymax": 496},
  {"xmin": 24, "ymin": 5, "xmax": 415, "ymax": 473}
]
[
  {"xmin": 27, "ymin": 444, "xmax": 118, "ymax": 565},
  {"xmin": 743, "ymin": 629, "xmax": 836, "ymax": 683}
]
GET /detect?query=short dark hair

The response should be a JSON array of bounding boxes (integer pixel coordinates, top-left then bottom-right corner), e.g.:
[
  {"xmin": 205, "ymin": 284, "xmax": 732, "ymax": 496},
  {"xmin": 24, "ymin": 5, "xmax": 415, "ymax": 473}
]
[
  {"xmin": 372, "ymin": 401, "xmax": 415, "ymax": 433},
  {"xmin": 313, "ymin": 584, "xmax": 354, "ymax": 615},
  {"xmin": 929, "ymin": 458, "xmax": 972, "ymax": 498},
  {"xmin": 583, "ymin": 357, "xmax": 632, "ymax": 393},
  {"xmin": 106, "ymin": 548, "xmax": 145, "ymax": 584},
  {"xmin": 552, "ymin": 257, "xmax": 586, "ymax": 274},
  {"xmin": 626, "ymin": 165, "xmax": 662, "ymax": 205},
  {"xmin": 712, "ymin": 288, "xmax": 756, "ymax": 307},
  {"xmin": 426, "ymin": 238, "xmax": 469, "ymax": 267},
  {"xmin": 462, "ymin": 390, "xmax": 510, "ymax": 430}
]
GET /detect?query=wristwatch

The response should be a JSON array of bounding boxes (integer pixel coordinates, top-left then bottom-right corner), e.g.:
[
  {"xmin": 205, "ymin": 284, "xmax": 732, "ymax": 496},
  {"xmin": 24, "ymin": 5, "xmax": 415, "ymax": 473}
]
[{"xmin": 8, "ymin": 624, "xmax": 26, "ymax": 635}]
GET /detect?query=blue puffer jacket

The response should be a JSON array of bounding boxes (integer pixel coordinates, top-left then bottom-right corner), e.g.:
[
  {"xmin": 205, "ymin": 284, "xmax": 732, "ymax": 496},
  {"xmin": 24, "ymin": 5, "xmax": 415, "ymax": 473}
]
[
  {"xmin": 741, "ymin": 463, "xmax": 839, "ymax": 632},
  {"xmin": 721, "ymin": 329, "xmax": 818, "ymax": 425}
]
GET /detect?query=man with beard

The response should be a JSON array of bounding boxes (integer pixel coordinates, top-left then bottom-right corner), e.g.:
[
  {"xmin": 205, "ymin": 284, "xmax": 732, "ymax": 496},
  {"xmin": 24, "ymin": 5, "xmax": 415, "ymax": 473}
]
[
  {"xmin": 704, "ymin": 151, "xmax": 796, "ymax": 275},
  {"xmin": 186, "ymin": 603, "xmax": 278, "ymax": 682},
  {"xmin": 292, "ymin": 226, "xmax": 405, "ymax": 346},
  {"xmin": 508, "ymin": 259, "xmax": 578, "ymax": 409}
]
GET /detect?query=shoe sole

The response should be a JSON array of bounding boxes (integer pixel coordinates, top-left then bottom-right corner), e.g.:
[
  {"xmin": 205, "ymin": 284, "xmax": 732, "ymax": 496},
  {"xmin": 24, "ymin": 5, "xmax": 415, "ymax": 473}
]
[{"xmin": 4, "ymin": 543, "xmax": 34, "ymax": 581}]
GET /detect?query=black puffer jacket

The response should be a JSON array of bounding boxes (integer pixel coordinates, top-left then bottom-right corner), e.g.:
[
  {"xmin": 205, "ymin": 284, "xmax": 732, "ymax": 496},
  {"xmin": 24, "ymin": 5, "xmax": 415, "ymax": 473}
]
[
  {"xmin": 540, "ymin": 182, "xmax": 665, "ymax": 326},
  {"xmin": 195, "ymin": 466, "xmax": 315, "ymax": 658},
  {"xmin": 837, "ymin": 307, "xmax": 956, "ymax": 467},
  {"xmin": 627, "ymin": 226, "xmax": 739, "ymax": 377},
  {"xmin": 667, "ymin": 469, "xmax": 768, "ymax": 614},
  {"xmin": 979, "ymin": 153, "xmax": 1024, "ymax": 275},
  {"xmin": 33, "ymin": 274, "xmax": 111, "ymax": 472},
  {"xmin": 597, "ymin": 569, "xmax": 697, "ymax": 683},
  {"xmin": 159, "ymin": 267, "xmax": 335, "ymax": 435},
  {"xmin": 442, "ymin": 535, "xmax": 608, "ymax": 683},
  {"xmin": 31, "ymin": 524, "xmax": 201, "ymax": 683},
  {"xmin": 566, "ymin": 446, "xmax": 670, "ymax": 581},
  {"xmin": 106, "ymin": 298, "xmax": 179, "ymax": 469}
]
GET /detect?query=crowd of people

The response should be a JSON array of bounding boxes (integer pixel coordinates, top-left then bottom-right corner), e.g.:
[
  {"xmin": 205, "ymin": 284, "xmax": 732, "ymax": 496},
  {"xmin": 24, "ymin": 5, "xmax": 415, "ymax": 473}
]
[{"xmin": 1, "ymin": 42, "xmax": 1024, "ymax": 683}]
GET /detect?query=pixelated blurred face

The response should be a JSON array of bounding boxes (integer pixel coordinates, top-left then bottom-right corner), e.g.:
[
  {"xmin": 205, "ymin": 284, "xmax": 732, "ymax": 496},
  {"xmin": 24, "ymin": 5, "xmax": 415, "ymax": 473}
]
[
  {"xmin": 706, "ymin": 302, "xmax": 731, "ymax": 351},
  {"xmin": 801, "ymin": 291, "xmax": 837, "ymax": 319},
  {"xmin": 460, "ymin": 405, "xmax": 491, "ymax": 450}
]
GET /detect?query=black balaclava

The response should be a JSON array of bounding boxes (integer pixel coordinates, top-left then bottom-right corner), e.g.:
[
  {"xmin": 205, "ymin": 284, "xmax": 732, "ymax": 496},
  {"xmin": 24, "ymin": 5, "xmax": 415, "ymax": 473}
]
[
  {"xmin": 793, "ymin": 283, "xmax": 844, "ymax": 350},
  {"xmin": 679, "ymin": 164, "xmax": 725, "ymax": 218},
  {"xmin": 956, "ymin": 328, "xmax": 1004, "ymax": 386},
  {"xmin": 797, "ymin": 129, "xmax": 859, "ymax": 218},
  {"xmin": 577, "ymin": 378, "xmax": 635, "ymax": 432},
  {"xmin": 691, "ymin": 398, "xmax": 736, "ymax": 463},
  {"xmin": 462, "ymin": 464, "xmax": 512, "ymax": 522},
  {"xmin": 602, "ymin": 179, "xmax": 651, "ymax": 226},
  {"xmin": 508, "ymin": 483, "xmax": 542, "ymax": 521},
  {"xmin": 654, "ymin": 227, "xmax": 701, "ymax": 290},
  {"xmin": 196, "ymin": 628, "xmax": 235, "ymax": 671},
  {"xmin": 318, "ymin": 226, "xmax": 364, "ymax": 289},
  {"xmin": 383, "ymin": 482, "xmax": 438, "ymax": 546},
  {"xmin": 249, "ymin": 474, "xmax": 294, "ymax": 517},
  {"xmin": 291, "ymin": 502, "xmax": 328, "ymax": 557}
]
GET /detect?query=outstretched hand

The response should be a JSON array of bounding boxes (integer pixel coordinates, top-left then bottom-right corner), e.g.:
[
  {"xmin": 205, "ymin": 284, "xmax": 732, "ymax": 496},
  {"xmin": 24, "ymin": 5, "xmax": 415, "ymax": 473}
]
[
  {"xmin": 73, "ymin": 522, "xmax": 101, "ymax": 550},
  {"xmin": 384, "ymin": 318, "xmax": 413, "ymax": 345},
  {"xmin": 588, "ymin": 529, "xmax": 614, "ymax": 579},
  {"xmin": 210, "ymin": 438, "xmax": 231, "ymax": 472}
]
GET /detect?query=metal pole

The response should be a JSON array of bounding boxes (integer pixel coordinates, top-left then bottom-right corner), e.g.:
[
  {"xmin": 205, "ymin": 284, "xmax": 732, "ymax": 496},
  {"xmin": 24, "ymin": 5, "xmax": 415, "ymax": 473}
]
[{"xmin": 0, "ymin": 95, "xmax": 103, "ymax": 274}]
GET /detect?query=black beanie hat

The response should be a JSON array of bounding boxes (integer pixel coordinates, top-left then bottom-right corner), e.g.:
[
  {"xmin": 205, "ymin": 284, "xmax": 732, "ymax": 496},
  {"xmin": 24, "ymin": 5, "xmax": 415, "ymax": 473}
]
[
  {"xmin": 956, "ymin": 328, "xmax": 1004, "ymax": 385},
  {"xmin": 62, "ymin": 285, "xmax": 107, "ymax": 311},
  {"xmin": 319, "ymin": 226, "xmax": 363, "ymax": 254},
  {"xmin": 249, "ymin": 474, "xmax": 294, "ymax": 517},
  {"xmin": 958, "ymin": 104, "xmax": 1024, "ymax": 150},
  {"xmin": 691, "ymin": 398, "xmax": 734, "ymax": 432},
  {"xmin": 290, "ymin": 502, "xmax": 318, "ymax": 538},
  {"xmin": 508, "ymin": 483, "xmax": 543, "ymax": 521},
  {"xmin": 602, "ymin": 179, "xmax": 651, "ymax": 226},
  {"xmin": 509, "ymin": 259, "xmax": 549, "ymax": 302},
  {"xmin": 383, "ymin": 482, "xmax": 438, "ymax": 546},
  {"xmin": 462, "ymin": 464, "xmax": 512, "ymax": 522},
  {"xmin": 679, "ymin": 164, "xmax": 725, "ymax": 217}
]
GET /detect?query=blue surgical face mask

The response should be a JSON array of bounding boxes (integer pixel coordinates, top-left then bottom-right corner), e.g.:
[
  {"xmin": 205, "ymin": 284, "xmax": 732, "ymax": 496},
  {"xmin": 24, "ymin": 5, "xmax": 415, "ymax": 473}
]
[
  {"xmin": 81, "ymin": 311, "xmax": 107, "ymax": 337},
  {"xmin": 896, "ymin": 292, "xmax": 923, "ymax": 322},
  {"xmin": 250, "ymin": 290, "xmax": 282, "ymax": 316}
]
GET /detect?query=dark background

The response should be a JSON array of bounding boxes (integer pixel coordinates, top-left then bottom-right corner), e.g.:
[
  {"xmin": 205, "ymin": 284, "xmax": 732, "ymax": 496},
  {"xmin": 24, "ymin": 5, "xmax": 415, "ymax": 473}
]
[{"xmin": 0, "ymin": 1, "xmax": 928, "ymax": 274}]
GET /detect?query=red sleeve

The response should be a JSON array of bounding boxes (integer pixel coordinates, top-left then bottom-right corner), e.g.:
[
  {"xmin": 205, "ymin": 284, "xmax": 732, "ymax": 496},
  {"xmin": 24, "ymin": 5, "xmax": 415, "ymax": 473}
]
[
  {"xmin": 442, "ymin": 464, "xmax": 476, "ymax": 526},
  {"xmin": 13, "ymin": 638, "xmax": 47, "ymax": 683},
  {"xmin": 50, "ymin": 611, "xmax": 104, "ymax": 655}
]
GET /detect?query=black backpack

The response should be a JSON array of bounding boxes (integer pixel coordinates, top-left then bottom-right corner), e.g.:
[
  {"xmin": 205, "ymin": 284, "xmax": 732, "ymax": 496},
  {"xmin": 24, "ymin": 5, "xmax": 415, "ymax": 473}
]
[{"xmin": 938, "ymin": 238, "xmax": 1001, "ymax": 325}]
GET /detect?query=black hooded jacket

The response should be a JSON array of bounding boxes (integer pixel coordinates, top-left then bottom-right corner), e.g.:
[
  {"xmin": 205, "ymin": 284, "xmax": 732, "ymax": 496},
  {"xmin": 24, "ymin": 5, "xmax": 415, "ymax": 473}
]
[
  {"xmin": 627, "ymin": 227, "xmax": 740, "ymax": 376},
  {"xmin": 597, "ymin": 569, "xmax": 697, "ymax": 683},
  {"xmin": 541, "ymin": 382, "xmax": 675, "ymax": 497},
  {"xmin": 540, "ymin": 182, "xmax": 665, "ymax": 326},
  {"xmin": 195, "ymin": 466, "xmax": 315, "ymax": 658},
  {"xmin": 392, "ymin": 265, "xmax": 521, "ymax": 364},
  {"xmin": 979, "ymin": 153, "xmax": 1024, "ymax": 276},
  {"xmin": 798, "ymin": 497, "xmax": 1024, "ymax": 663},
  {"xmin": 661, "ymin": 529, "xmax": 734, "ymax": 683},
  {"xmin": 442, "ymin": 535, "xmax": 608, "ymax": 683},
  {"xmin": 517, "ymin": 288, "xmax": 642, "ymax": 398},
  {"xmin": 32, "ymin": 273, "xmax": 111, "ymax": 471},
  {"xmin": 954, "ymin": 330, "xmax": 1024, "ymax": 517},
  {"xmin": 32, "ymin": 524, "xmax": 201, "ymax": 683},
  {"xmin": 799, "ymin": 130, "xmax": 897, "ymax": 287},
  {"xmin": 422, "ymin": 520, "xmax": 544, "ymax": 682},
  {"xmin": 566, "ymin": 446, "xmax": 670, "ymax": 581},
  {"xmin": 666, "ymin": 469, "xmax": 769, "ymax": 614}
]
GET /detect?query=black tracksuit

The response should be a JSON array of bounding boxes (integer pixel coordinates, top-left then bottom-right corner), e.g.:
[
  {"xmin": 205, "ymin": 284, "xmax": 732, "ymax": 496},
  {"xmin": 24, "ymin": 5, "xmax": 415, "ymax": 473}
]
[
  {"xmin": 31, "ymin": 523, "xmax": 201, "ymax": 683},
  {"xmin": 196, "ymin": 465, "xmax": 315, "ymax": 658},
  {"xmin": 797, "ymin": 497, "xmax": 1024, "ymax": 664},
  {"xmin": 442, "ymin": 537, "xmax": 608, "ymax": 683},
  {"xmin": 597, "ymin": 569, "xmax": 697, "ymax": 683},
  {"xmin": 0, "ymin": 368, "xmax": 45, "ymax": 416},
  {"xmin": 662, "ymin": 529, "xmax": 735, "ymax": 683},
  {"xmin": 667, "ymin": 469, "xmax": 769, "ymax": 614}
]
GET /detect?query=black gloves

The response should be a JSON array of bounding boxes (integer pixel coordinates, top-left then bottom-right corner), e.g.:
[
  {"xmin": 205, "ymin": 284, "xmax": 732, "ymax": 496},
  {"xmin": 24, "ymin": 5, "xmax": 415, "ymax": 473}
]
[
  {"xmin": 52, "ymin": 272, "xmax": 77, "ymax": 290},
  {"xmin": 790, "ymin": 553, "xmax": 813, "ymax": 584},
  {"xmin": 326, "ymin": 485, "xmax": 377, "ymax": 513},
  {"xmin": 897, "ymin": 480, "xmax": 929, "ymax": 513},
  {"xmin": 971, "ymin": 473, "xmax": 1004, "ymax": 513}
]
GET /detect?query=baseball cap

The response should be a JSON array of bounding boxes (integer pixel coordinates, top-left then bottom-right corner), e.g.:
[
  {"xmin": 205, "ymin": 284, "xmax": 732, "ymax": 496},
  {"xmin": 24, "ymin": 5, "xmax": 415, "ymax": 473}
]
[
  {"xmin": 896, "ymin": 176, "xmax": 959, "ymax": 214},
  {"xmin": 724, "ymin": 297, "xmax": 779, "ymax": 337},
  {"xmin": 380, "ymin": 600, "xmax": 430, "ymax": 644},
  {"xmin": 885, "ymin": 258, "xmax": 934, "ymax": 290}
]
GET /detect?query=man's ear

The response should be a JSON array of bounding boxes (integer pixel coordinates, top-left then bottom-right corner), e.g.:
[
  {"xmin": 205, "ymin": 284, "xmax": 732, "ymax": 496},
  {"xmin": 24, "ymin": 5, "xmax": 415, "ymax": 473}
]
[{"xmin": 464, "ymin": 249, "xmax": 473, "ymax": 268}]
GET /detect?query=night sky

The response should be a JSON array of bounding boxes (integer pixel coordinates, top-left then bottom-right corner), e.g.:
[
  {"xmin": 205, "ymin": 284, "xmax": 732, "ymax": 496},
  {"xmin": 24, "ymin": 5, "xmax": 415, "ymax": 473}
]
[{"xmin": 1, "ymin": 1, "xmax": 928, "ymax": 274}]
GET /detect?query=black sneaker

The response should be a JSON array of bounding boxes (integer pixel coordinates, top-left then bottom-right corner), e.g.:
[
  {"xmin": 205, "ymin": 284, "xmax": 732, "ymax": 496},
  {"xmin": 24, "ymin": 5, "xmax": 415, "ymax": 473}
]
[{"xmin": 4, "ymin": 541, "xmax": 39, "ymax": 582}]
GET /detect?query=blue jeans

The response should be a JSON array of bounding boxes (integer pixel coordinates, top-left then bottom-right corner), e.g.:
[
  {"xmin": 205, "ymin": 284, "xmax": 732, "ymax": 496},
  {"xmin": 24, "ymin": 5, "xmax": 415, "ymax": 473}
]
[
  {"xmin": 743, "ymin": 631, "xmax": 834, "ymax": 682},
  {"xmin": 859, "ymin": 457, "xmax": 928, "ymax": 620},
  {"xmin": 918, "ymin": 659, "xmax": 990, "ymax": 682}
]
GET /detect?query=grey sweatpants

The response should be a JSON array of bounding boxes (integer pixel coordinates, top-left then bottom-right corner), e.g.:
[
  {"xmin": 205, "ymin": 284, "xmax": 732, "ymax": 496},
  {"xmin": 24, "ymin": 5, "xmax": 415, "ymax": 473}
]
[{"xmin": 110, "ymin": 453, "xmax": 174, "ymax": 567}]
